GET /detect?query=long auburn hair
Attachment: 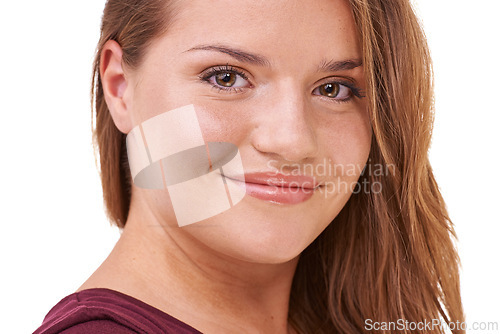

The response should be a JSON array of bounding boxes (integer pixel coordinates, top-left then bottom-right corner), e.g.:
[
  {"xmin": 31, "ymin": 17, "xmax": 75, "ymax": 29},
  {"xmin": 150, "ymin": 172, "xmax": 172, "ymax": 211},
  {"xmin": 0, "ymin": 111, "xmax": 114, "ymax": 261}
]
[{"xmin": 91, "ymin": 0, "xmax": 464, "ymax": 333}]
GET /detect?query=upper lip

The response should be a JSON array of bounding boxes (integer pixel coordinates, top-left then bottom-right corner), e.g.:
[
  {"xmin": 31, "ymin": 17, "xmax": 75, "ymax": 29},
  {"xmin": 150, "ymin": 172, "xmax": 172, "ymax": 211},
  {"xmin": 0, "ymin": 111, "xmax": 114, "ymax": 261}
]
[{"xmin": 226, "ymin": 172, "xmax": 320, "ymax": 189}]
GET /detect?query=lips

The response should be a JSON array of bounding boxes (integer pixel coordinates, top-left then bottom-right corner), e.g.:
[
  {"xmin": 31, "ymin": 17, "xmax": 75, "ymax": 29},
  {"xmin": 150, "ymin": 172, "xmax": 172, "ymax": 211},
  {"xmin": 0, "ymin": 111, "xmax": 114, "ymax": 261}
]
[{"xmin": 226, "ymin": 172, "xmax": 319, "ymax": 204}]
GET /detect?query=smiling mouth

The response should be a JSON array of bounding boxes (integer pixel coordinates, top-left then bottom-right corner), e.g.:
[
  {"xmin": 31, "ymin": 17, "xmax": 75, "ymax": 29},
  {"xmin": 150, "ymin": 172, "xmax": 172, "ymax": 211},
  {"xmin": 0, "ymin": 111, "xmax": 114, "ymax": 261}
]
[{"xmin": 225, "ymin": 172, "xmax": 320, "ymax": 205}]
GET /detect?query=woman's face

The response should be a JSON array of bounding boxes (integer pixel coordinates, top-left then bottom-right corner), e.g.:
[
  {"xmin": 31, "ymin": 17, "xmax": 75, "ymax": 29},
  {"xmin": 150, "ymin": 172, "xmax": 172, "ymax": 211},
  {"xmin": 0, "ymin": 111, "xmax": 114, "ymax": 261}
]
[{"xmin": 122, "ymin": 0, "xmax": 371, "ymax": 263}]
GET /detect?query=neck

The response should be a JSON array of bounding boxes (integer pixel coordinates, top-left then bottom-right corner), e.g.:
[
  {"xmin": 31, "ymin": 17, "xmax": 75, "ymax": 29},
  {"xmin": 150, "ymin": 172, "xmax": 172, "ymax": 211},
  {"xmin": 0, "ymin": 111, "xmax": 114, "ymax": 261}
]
[{"xmin": 85, "ymin": 196, "xmax": 299, "ymax": 334}]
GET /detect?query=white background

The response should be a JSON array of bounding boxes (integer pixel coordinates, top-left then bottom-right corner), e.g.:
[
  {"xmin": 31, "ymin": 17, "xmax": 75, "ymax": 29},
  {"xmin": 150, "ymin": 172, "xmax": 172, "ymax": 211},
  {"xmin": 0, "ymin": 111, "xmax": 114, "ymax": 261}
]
[{"xmin": 0, "ymin": 1, "xmax": 498, "ymax": 333}]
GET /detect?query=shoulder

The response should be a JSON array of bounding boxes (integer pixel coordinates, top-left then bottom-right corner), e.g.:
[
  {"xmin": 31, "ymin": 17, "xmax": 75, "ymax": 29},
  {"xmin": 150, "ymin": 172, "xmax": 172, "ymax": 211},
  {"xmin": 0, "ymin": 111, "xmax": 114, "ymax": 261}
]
[
  {"xmin": 33, "ymin": 289, "xmax": 202, "ymax": 334},
  {"xmin": 54, "ymin": 320, "xmax": 135, "ymax": 333}
]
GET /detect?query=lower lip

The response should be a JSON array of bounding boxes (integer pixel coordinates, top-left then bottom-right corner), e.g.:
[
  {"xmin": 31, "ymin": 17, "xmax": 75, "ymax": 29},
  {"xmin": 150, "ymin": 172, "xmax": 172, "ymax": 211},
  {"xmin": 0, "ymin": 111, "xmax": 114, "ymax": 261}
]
[{"xmin": 231, "ymin": 180, "xmax": 316, "ymax": 204}]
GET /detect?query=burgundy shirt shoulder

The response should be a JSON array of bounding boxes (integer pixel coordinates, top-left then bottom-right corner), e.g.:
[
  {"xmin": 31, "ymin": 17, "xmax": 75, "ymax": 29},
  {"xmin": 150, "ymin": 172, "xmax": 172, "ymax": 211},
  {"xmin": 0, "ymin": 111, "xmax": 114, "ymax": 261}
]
[{"xmin": 33, "ymin": 288, "xmax": 203, "ymax": 334}]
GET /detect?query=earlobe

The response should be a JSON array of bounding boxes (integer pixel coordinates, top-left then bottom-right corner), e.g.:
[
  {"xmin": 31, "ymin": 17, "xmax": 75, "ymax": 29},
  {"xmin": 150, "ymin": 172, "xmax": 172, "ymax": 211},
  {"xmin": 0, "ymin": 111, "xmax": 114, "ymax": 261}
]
[{"xmin": 100, "ymin": 40, "xmax": 133, "ymax": 134}]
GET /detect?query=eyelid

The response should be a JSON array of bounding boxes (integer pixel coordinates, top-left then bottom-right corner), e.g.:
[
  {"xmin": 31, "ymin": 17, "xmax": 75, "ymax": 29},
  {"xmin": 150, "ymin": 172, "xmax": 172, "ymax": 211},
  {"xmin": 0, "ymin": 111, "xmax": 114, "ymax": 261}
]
[
  {"xmin": 198, "ymin": 64, "xmax": 254, "ymax": 93},
  {"xmin": 314, "ymin": 77, "xmax": 365, "ymax": 99},
  {"xmin": 199, "ymin": 65, "xmax": 252, "ymax": 82},
  {"xmin": 314, "ymin": 76, "xmax": 356, "ymax": 89}
]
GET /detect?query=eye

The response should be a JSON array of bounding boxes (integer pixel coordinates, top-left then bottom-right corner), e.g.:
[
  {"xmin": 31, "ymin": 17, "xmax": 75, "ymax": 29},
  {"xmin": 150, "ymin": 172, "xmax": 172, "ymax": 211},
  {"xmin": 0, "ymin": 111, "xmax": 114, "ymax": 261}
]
[
  {"xmin": 214, "ymin": 73, "xmax": 238, "ymax": 87},
  {"xmin": 210, "ymin": 72, "xmax": 248, "ymax": 89},
  {"xmin": 201, "ymin": 65, "xmax": 251, "ymax": 91},
  {"xmin": 313, "ymin": 82, "xmax": 353, "ymax": 101}
]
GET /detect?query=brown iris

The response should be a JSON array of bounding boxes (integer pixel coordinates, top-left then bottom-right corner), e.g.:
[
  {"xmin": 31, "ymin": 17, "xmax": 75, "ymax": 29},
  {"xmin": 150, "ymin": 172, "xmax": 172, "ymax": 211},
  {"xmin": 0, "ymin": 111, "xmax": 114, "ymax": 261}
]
[
  {"xmin": 319, "ymin": 83, "xmax": 340, "ymax": 98},
  {"xmin": 215, "ymin": 73, "xmax": 237, "ymax": 87}
]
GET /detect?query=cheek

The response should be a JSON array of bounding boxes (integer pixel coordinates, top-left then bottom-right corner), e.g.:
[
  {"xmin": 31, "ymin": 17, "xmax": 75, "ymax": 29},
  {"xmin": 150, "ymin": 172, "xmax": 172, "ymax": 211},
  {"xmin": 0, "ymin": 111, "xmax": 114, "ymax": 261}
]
[
  {"xmin": 321, "ymin": 112, "xmax": 372, "ymax": 168},
  {"xmin": 193, "ymin": 104, "xmax": 253, "ymax": 145},
  {"xmin": 315, "ymin": 114, "xmax": 371, "ymax": 213},
  {"xmin": 129, "ymin": 71, "xmax": 196, "ymax": 126}
]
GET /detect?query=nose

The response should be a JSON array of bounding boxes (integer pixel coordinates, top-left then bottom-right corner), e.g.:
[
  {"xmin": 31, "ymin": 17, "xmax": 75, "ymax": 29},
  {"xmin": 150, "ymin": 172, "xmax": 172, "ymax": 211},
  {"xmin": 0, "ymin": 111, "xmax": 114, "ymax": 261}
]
[{"xmin": 250, "ymin": 83, "xmax": 318, "ymax": 163}]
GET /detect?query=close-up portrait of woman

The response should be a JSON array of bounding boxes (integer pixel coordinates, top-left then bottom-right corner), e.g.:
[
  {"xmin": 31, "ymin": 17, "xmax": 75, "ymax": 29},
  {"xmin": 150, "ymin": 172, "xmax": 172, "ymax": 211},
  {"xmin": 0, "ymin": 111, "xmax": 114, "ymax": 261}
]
[{"xmin": 1, "ymin": 0, "xmax": 499, "ymax": 333}]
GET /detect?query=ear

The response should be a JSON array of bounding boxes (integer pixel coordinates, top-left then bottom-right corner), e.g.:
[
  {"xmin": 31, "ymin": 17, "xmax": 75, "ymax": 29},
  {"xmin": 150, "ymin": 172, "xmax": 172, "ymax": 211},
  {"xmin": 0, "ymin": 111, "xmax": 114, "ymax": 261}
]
[{"xmin": 100, "ymin": 40, "xmax": 134, "ymax": 134}]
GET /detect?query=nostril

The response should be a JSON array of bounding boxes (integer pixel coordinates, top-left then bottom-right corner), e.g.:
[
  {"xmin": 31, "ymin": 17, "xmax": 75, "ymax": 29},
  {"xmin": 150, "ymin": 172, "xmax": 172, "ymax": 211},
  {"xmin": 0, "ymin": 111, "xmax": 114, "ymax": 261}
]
[{"xmin": 250, "ymin": 126, "xmax": 318, "ymax": 163}]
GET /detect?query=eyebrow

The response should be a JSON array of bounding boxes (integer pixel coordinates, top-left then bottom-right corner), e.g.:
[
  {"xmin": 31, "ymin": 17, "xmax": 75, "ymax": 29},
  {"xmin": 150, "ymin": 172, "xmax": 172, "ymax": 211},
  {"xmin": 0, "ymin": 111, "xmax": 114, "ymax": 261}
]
[
  {"xmin": 317, "ymin": 58, "xmax": 363, "ymax": 72},
  {"xmin": 184, "ymin": 45, "xmax": 271, "ymax": 67},
  {"xmin": 184, "ymin": 44, "xmax": 362, "ymax": 72}
]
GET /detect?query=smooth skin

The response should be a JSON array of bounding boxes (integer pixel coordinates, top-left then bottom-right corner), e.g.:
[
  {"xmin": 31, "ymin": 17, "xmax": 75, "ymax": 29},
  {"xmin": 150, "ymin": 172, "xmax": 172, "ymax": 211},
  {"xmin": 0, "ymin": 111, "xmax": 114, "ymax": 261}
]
[{"xmin": 79, "ymin": 0, "xmax": 372, "ymax": 333}]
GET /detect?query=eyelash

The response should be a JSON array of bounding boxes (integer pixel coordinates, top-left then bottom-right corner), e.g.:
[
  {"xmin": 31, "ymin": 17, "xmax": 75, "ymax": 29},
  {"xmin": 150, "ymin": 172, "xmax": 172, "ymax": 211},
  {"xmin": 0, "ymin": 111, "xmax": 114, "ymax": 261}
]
[
  {"xmin": 199, "ymin": 65, "xmax": 365, "ymax": 103},
  {"xmin": 199, "ymin": 65, "xmax": 250, "ymax": 94}
]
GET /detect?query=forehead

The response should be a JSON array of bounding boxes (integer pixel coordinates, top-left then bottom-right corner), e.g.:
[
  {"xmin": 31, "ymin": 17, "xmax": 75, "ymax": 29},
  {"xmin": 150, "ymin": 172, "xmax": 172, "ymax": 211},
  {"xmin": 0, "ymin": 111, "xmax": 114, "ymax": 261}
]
[{"xmin": 160, "ymin": 0, "xmax": 361, "ymax": 66}]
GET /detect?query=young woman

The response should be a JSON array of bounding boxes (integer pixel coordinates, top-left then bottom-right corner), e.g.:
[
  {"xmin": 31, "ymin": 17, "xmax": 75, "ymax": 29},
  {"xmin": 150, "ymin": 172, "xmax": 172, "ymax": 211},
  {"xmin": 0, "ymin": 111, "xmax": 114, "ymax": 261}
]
[{"xmin": 35, "ymin": 0, "xmax": 464, "ymax": 333}]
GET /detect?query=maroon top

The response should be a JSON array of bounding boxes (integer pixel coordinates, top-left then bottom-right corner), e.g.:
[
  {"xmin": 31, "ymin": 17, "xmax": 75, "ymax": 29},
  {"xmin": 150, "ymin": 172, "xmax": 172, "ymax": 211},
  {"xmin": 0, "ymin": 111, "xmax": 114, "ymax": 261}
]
[{"xmin": 33, "ymin": 288, "xmax": 203, "ymax": 334}]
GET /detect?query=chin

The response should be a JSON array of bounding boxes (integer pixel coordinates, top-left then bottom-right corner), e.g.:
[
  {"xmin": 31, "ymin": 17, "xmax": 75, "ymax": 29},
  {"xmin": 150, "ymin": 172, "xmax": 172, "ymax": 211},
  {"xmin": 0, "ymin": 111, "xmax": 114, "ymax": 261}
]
[{"xmin": 184, "ymin": 201, "xmax": 330, "ymax": 265}]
